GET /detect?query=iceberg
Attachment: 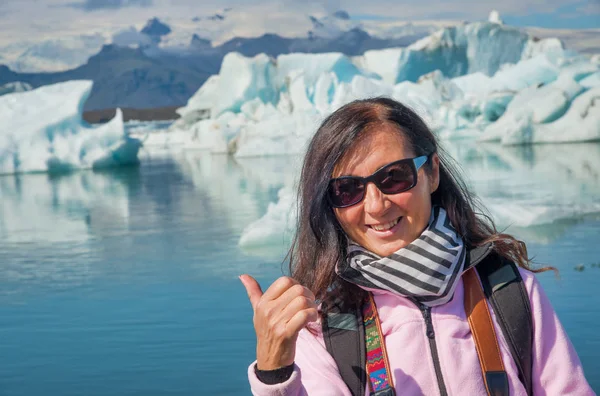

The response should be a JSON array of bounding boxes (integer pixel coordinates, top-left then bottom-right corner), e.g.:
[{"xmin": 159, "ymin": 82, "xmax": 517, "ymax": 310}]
[
  {"xmin": 239, "ymin": 186, "xmax": 297, "ymax": 247},
  {"xmin": 479, "ymin": 76, "xmax": 599, "ymax": 144},
  {"xmin": 173, "ymin": 53, "xmax": 279, "ymax": 122},
  {"xmin": 580, "ymin": 71, "xmax": 600, "ymax": 89},
  {"xmin": 0, "ymin": 80, "xmax": 141, "ymax": 175},
  {"xmin": 524, "ymin": 87, "xmax": 600, "ymax": 144},
  {"xmin": 488, "ymin": 10, "xmax": 503, "ymax": 25},
  {"xmin": 277, "ymin": 53, "xmax": 376, "ymax": 87},
  {"xmin": 364, "ymin": 21, "xmax": 557, "ymax": 85},
  {"xmin": 168, "ymin": 17, "xmax": 599, "ymax": 158}
]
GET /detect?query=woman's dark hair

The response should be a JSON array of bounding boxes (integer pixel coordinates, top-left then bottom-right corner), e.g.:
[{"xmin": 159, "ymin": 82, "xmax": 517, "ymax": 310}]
[{"xmin": 288, "ymin": 97, "xmax": 550, "ymax": 311}]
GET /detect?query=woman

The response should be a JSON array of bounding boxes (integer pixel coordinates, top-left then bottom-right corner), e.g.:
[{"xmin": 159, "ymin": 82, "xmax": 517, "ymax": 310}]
[{"xmin": 240, "ymin": 98, "xmax": 593, "ymax": 395}]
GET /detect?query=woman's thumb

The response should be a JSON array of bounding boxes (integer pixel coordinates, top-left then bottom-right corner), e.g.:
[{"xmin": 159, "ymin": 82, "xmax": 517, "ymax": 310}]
[{"xmin": 239, "ymin": 274, "xmax": 263, "ymax": 310}]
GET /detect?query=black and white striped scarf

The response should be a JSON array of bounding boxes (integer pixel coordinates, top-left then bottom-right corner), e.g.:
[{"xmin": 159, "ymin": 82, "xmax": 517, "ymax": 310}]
[{"xmin": 338, "ymin": 206, "xmax": 466, "ymax": 307}]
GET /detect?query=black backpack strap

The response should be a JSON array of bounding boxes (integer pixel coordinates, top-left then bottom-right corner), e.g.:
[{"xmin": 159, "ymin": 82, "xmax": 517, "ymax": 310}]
[
  {"xmin": 475, "ymin": 254, "xmax": 533, "ymax": 396},
  {"xmin": 322, "ymin": 302, "xmax": 366, "ymax": 396}
]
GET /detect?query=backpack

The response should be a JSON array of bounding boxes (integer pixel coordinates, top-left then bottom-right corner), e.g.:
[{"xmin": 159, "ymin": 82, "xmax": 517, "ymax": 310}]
[{"xmin": 322, "ymin": 244, "xmax": 533, "ymax": 396}]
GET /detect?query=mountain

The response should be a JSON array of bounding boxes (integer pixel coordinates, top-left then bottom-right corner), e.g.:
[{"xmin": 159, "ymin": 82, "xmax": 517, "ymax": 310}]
[
  {"xmin": 141, "ymin": 18, "xmax": 172, "ymax": 37},
  {"xmin": 0, "ymin": 45, "xmax": 216, "ymax": 110},
  {"xmin": 0, "ymin": 25, "xmax": 429, "ymax": 111}
]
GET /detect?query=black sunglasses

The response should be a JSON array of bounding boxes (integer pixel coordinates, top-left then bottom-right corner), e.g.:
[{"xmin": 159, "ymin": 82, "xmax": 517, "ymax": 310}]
[{"xmin": 327, "ymin": 155, "xmax": 429, "ymax": 208}]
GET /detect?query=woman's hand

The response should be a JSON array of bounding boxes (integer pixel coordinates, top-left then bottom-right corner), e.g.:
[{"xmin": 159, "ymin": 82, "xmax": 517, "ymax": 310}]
[{"xmin": 240, "ymin": 274, "xmax": 319, "ymax": 371}]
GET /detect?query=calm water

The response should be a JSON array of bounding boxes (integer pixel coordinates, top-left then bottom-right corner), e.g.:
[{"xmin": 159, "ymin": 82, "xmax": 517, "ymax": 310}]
[{"xmin": 0, "ymin": 140, "xmax": 599, "ymax": 395}]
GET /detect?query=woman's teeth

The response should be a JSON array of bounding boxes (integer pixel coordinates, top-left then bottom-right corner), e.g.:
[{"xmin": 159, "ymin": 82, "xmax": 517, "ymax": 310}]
[{"xmin": 371, "ymin": 218, "xmax": 400, "ymax": 231}]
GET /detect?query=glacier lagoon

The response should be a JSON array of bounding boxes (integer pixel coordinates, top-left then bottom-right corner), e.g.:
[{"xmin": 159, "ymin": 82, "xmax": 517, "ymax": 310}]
[{"xmin": 0, "ymin": 123, "xmax": 600, "ymax": 394}]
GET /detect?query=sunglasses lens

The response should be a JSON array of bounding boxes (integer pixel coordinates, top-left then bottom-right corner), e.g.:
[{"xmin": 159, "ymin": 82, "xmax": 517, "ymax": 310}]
[
  {"xmin": 375, "ymin": 161, "xmax": 415, "ymax": 193},
  {"xmin": 328, "ymin": 178, "xmax": 365, "ymax": 207}
]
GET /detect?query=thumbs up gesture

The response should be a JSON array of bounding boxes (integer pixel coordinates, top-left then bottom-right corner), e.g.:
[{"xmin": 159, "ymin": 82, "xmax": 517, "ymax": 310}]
[{"xmin": 240, "ymin": 275, "xmax": 319, "ymax": 370}]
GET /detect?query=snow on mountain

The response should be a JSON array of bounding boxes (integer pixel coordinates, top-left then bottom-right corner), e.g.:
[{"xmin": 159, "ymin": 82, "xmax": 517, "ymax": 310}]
[
  {"xmin": 112, "ymin": 27, "xmax": 154, "ymax": 48},
  {"xmin": 0, "ymin": 81, "xmax": 141, "ymax": 174},
  {"xmin": 2, "ymin": 5, "xmax": 599, "ymax": 74},
  {"xmin": 308, "ymin": 12, "xmax": 357, "ymax": 39},
  {"xmin": 0, "ymin": 9, "xmax": 438, "ymax": 73},
  {"xmin": 1, "ymin": 34, "xmax": 107, "ymax": 73}
]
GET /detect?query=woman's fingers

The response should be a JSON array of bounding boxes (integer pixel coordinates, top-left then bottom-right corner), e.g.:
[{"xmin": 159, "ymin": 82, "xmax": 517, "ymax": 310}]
[
  {"xmin": 270, "ymin": 282, "xmax": 316, "ymax": 313},
  {"xmin": 286, "ymin": 308, "xmax": 319, "ymax": 337},
  {"xmin": 275, "ymin": 294, "xmax": 318, "ymax": 330},
  {"xmin": 261, "ymin": 276, "xmax": 300, "ymax": 302},
  {"xmin": 239, "ymin": 274, "xmax": 263, "ymax": 311}
]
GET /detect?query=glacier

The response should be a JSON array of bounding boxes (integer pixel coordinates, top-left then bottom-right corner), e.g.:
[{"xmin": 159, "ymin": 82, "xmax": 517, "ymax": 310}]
[{"xmin": 0, "ymin": 80, "xmax": 141, "ymax": 175}]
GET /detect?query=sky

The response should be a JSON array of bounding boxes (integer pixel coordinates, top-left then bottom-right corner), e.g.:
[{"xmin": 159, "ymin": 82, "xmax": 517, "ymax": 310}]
[{"xmin": 0, "ymin": 0, "xmax": 598, "ymax": 47}]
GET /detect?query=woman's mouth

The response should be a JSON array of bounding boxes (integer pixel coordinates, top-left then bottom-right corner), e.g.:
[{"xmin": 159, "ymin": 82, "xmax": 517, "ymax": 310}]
[{"xmin": 369, "ymin": 217, "xmax": 403, "ymax": 232}]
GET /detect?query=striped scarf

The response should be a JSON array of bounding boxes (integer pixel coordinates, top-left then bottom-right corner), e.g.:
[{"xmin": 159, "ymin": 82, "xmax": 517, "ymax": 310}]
[{"xmin": 338, "ymin": 206, "xmax": 466, "ymax": 307}]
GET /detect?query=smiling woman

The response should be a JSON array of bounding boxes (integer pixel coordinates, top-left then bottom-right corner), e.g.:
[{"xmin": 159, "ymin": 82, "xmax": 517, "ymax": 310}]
[
  {"xmin": 330, "ymin": 126, "xmax": 439, "ymax": 257},
  {"xmin": 240, "ymin": 97, "xmax": 594, "ymax": 395}
]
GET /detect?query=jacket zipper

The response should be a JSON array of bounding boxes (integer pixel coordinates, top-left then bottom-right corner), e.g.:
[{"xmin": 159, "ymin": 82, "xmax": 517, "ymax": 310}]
[{"xmin": 418, "ymin": 303, "xmax": 448, "ymax": 396}]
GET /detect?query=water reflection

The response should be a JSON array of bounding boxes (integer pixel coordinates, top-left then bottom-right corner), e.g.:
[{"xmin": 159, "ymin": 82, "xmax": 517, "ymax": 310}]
[
  {"xmin": 0, "ymin": 171, "xmax": 132, "ymax": 244},
  {"xmin": 1, "ymin": 142, "xmax": 600, "ymax": 289},
  {"xmin": 442, "ymin": 141, "xmax": 600, "ymax": 241},
  {"xmin": 0, "ymin": 152, "xmax": 304, "ymax": 294}
]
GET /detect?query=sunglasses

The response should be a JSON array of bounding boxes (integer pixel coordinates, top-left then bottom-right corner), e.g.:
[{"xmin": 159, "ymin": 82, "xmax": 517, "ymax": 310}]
[{"xmin": 327, "ymin": 155, "xmax": 429, "ymax": 208}]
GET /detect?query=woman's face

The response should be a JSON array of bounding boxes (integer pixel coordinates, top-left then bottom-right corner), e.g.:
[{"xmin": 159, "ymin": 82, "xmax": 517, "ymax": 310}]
[{"xmin": 332, "ymin": 124, "xmax": 440, "ymax": 257}]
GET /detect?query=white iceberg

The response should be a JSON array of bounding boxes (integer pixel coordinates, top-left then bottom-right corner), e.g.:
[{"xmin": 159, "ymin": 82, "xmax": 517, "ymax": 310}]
[
  {"xmin": 488, "ymin": 10, "xmax": 503, "ymax": 24},
  {"xmin": 239, "ymin": 186, "xmax": 297, "ymax": 247},
  {"xmin": 524, "ymin": 87, "xmax": 600, "ymax": 144},
  {"xmin": 580, "ymin": 71, "xmax": 600, "ymax": 89},
  {"xmin": 368, "ymin": 21, "xmax": 545, "ymax": 84},
  {"xmin": 277, "ymin": 52, "xmax": 376, "ymax": 88},
  {"xmin": 0, "ymin": 80, "xmax": 141, "ymax": 175},
  {"xmin": 480, "ymin": 78, "xmax": 600, "ymax": 144}
]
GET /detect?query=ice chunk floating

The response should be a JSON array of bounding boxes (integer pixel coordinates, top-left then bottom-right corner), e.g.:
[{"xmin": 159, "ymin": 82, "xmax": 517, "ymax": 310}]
[{"xmin": 0, "ymin": 80, "xmax": 141, "ymax": 175}]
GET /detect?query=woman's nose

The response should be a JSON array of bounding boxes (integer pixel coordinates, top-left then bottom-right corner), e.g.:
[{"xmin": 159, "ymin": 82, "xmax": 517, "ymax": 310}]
[{"xmin": 363, "ymin": 183, "xmax": 389, "ymax": 215}]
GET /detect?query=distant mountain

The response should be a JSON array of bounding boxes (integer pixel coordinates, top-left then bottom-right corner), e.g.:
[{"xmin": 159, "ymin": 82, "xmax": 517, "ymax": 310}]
[
  {"xmin": 190, "ymin": 34, "xmax": 212, "ymax": 50},
  {"xmin": 208, "ymin": 27, "xmax": 427, "ymax": 57},
  {"xmin": 333, "ymin": 11, "xmax": 350, "ymax": 20},
  {"xmin": 0, "ymin": 45, "xmax": 216, "ymax": 110},
  {"xmin": 141, "ymin": 18, "xmax": 172, "ymax": 37},
  {"xmin": 0, "ymin": 23, "xmax": 428, "ymax": 110}
]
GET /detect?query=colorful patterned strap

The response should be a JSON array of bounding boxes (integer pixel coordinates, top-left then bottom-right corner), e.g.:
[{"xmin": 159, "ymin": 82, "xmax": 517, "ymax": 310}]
[{"xmin": 363, "ymin": 293, "xmax": 396, "ymax": 396}]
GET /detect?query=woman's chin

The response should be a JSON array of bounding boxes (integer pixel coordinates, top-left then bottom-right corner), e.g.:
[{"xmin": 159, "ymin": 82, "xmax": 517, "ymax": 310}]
[{"xmin": 366, "ymin": 239, "xmax": 410, "ymax": 257}]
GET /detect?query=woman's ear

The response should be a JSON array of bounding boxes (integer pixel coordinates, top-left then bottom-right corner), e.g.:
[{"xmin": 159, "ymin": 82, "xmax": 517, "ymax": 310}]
[{"xmin": 429, "ymin": 153, "xmax": 440, "ymax": 193}]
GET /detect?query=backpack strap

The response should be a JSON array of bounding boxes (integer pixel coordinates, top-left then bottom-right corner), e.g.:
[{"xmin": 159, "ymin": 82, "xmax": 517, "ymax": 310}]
[
  {"xmin": 463, "ymin": 266, "xmax": 509, "ymax": 396},
  {"xmin": 363, "ymin": 293, "xmax": 396, "ymax": 395},
  {"xmin": 322, "ymin": 300, "xmax": 367, "ymax": 396},
  {"xmin": 475, "ymin": 254, "xmax": 533, "ymax": 396}
]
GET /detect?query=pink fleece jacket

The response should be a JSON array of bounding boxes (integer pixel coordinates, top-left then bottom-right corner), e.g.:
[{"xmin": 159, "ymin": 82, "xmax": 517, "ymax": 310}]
[{"xmin": 248, "ymin": 268, "xmax": 594, "ymax": 395}]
